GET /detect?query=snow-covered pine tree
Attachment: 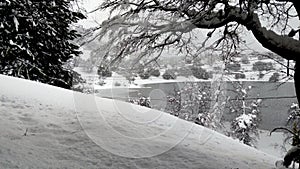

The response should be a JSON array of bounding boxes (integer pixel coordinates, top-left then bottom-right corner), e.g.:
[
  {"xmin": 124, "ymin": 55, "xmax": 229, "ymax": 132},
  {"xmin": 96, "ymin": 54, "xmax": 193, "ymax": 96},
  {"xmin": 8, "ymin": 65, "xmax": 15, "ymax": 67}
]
[
  {"xmin": 229, "ymin": 82, "xmax": 262, "ymax": 147},
  {"xmin": 287, "ymin": 103, "xmax": 300, "ymax": 129},
  {"xmin": 0, "ymin": 0, "xmax": 85, "ymax": 89},
  {"xmin": 128, "ymin": 94, "xmax": 151, "ymax": 108}
]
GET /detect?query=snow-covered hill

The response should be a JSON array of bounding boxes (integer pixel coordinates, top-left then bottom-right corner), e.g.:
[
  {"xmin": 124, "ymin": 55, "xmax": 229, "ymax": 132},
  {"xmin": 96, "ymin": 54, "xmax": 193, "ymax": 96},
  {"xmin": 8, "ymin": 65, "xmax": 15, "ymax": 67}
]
[{"xmin": 0, "ymin": 75, "xmax": 280, "ymax": 168}]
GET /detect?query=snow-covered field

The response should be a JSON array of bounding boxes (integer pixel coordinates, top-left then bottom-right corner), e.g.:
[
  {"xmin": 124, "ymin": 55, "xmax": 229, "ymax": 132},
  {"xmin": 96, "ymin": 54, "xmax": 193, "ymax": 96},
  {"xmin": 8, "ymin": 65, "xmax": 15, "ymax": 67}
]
[
  {"xmin": 74, "ymin": 55, "xmax": 294, "ymax": 93},
  {"xmin": 0, "ymin": 74, "xmax": 283, "ymax": 168}
]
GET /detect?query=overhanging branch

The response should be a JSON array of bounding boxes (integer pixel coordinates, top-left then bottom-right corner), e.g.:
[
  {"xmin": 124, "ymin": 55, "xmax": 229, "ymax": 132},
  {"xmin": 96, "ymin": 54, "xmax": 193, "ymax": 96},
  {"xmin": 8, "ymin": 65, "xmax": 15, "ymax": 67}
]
[{"xmin": 189, "ymin": 6, "xmax": 300, "ymax": 60}]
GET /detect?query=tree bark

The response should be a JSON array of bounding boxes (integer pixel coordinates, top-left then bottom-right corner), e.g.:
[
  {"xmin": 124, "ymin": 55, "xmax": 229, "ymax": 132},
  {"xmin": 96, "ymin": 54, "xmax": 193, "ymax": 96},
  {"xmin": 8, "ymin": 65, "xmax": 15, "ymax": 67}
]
[
  {"xmin": 295, "ymin": 61, "xmax": 300, "ymax": 104},
  {"xmin": 294, "ymin": 2, "xmax": 300, "ymax": 104}
]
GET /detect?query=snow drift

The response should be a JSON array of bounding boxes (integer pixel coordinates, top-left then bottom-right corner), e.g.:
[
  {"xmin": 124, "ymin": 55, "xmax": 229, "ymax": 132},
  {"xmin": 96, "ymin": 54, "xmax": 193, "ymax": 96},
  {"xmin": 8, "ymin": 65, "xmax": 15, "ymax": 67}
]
[{"xmin": 0, "ymin": 75, "xmax": 279, "ymax": 168}]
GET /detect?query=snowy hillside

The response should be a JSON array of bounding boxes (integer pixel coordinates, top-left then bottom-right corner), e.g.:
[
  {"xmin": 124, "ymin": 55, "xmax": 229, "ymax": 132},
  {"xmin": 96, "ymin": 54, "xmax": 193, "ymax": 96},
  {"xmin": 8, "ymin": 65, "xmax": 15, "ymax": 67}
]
[{"xmin": 0, "ymin": 75, "xmax": 280, "ymax": 168}]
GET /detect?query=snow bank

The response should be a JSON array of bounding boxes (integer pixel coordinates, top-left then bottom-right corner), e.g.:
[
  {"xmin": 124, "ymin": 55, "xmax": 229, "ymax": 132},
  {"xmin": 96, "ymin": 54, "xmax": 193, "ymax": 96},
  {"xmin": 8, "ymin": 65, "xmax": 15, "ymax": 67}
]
[{"xmin": 0, "ymin": 75, "xmax": 279, "ymax": 168}]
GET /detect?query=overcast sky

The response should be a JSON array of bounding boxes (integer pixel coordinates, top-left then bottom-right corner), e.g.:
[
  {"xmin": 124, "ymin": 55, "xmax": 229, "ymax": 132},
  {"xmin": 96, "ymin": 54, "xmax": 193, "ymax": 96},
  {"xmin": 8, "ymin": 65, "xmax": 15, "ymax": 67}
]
[
  {"xmin": 77, "ymin": 0, "xmax": 106, "ymax": 28},
  {"xmin": 77, "ymin": 0, "xmax": 268, "ymax": 54}
]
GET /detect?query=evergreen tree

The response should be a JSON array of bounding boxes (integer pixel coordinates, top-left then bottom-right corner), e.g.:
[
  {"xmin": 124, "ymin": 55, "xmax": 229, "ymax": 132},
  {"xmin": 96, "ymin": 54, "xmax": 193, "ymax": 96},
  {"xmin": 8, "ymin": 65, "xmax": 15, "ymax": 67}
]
[
  {"xmin": 0, "ymin": 0, "xmax": 85, "ymax": 89},
  {"xmin": 229, "ymin": 83, "xmax": 262, "ymax": 147}
]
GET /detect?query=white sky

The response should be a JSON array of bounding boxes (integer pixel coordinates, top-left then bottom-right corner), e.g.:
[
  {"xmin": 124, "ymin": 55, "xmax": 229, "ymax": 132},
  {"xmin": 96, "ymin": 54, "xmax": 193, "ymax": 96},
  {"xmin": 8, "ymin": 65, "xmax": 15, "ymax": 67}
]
[
  {"xmin": 76, "ymin": 0, "xmax": 107, "ymax": 28},
  {"xmin": 77, "ymin": 0, "xmax": 269, "ymax": 53}
]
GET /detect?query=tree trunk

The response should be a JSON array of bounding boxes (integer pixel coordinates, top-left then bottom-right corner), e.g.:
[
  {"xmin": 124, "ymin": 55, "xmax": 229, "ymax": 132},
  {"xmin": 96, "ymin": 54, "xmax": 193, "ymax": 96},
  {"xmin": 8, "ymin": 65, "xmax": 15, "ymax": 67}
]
[{"xmin": 295, "ymin": 61, "xmax": 300, "ymax": 104}]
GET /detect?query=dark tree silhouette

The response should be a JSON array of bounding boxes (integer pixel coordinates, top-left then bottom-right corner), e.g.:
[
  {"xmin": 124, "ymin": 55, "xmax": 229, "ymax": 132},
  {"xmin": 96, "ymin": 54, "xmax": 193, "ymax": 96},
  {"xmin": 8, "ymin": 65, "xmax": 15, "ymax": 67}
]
[{"xmin": 0, "ymin": 0, "xmax": 85, "ymax": 88}]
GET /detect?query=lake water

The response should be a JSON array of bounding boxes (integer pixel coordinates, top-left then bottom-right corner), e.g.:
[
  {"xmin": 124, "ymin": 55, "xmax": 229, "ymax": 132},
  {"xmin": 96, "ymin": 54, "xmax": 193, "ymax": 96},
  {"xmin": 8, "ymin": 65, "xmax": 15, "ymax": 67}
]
[{"xmin": 134, "ymin": 81, "xmax": 297, "ymax": 130}]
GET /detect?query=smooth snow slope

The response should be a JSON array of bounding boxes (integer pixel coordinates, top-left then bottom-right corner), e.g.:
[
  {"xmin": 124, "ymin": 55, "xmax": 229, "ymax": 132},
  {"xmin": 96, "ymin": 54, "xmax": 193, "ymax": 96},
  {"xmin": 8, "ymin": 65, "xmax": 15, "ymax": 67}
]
[{"xmin": 0, "ymin": 75, "xmax": 279, "ymax": 169}]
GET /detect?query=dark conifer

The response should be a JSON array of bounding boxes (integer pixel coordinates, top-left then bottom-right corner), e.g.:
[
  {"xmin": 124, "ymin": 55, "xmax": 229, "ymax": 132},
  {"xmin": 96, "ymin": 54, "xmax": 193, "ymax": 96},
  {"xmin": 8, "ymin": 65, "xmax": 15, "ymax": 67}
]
[{"xmin": 0, "ymin": 0, "xmax": 85, "ymax": 88}]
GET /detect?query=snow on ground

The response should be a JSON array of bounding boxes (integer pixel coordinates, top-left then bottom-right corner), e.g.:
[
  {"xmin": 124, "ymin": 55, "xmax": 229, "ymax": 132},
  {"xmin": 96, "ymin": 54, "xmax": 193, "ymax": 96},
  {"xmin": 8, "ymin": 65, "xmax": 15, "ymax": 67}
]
[
  {"xmin": 74, "ymin": 67, "xmax": 142, "ymax": 89},
  {"xmin": 257, "ymin": 130, "xmax": 291, "ymax": 158},
  {"xmin": 134, "ymin": 75, "xmax": 210, "ymax": 85},
  {"xmin": 222, "ymin": 121, "xmax": 289, "ymax": 159},
  {"xmin": 0, "ymin": 75, "xmax": 281, "ymax": 168}
]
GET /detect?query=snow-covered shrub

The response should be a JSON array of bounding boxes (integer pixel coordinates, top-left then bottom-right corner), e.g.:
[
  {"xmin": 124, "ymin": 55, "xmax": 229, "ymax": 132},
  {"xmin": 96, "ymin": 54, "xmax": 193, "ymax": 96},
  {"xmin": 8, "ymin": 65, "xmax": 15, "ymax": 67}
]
[
  {"xmin": 228, "ymin": 82, "xmax": 262, "ymax": 147},
  {"xmin": 258, "ymin": 72, "xmax": 265, "ymax": 79},
  {"xmin": 97, "ymin": 64, "xmax": 112, "ymax": 78},
  {"xmin": 287, "ymin": 103, "xmax": 300, "ymax": 125},
  {"xmin": 257, "ymin": 55, "xmax": 265, "ymax": 60},
  {"xmin": 225, "ymin": 63, "xmax": 241, "ymax": 72},
  {"xmin": 185, "ymin": 58, "xmax": 192, "ymax": 64},
  {"xmin": 177, "ymin": 66, "xmax": 193, "ymax": 77},
  {"xmin": 166, "ymin": 89, "xmax": 182, "ymax": 117},
  {"xmin": 166, "ymin": 83, "xmax": 210, "ymax": 121},
  {"xmin": 252, "ymin": 61, "xmax": 273, "ymax": 71},
  {"xmin": 269, "ymin": 72, "xmax": 280, "ymax": 82},
  {"xmin": 74, "ymin": 83, "xmax": 94, "ymax": 94},
  {"xmin": 128, "ymin": 95, "xmax": 151, "ymax": 108},
  {"xmin": 166, "ymin": 82, "xmax": 224, "ymax": 129},
  {"xmin": 114, "ymin": 82, "xmax": 121, "ymax": 86},
  {"xmin": 241, "ymin": 57, "xmax": 250, "ymax": 64},
  {"xmin": 139, "ymin": 70, "xmax": 150, "ymax": 79},
  {"xmin": 235, "ymin": 73, "xmax": 246, "ymax": 79},
  {"xmin": 97, "ymin": 78, "xmax": 106, "ymax": 86},
  {"xmin": 71, "ymin": 71, "xmax": 86, "ymax": 92},
  {"xmin": 148, "ymin": 69, "xmax": 160, "ymax": 77},
  {"xmin": 191, "ymin": 67, "xmax": 211, "ymax": 80},
  {"xmin": 231, "ymin": 110, "xmax": 259, "ymax": 147},
  {"xmin": 286, "ymin": 103, "xmax": 300, "ymax": 141},
  {"xmin": 162, "ymin": 69, "xmax": 177, "ymax": 80},
  {"xmin": 124, "ymin": 73, "xmax": 136, "ymax": 84}
]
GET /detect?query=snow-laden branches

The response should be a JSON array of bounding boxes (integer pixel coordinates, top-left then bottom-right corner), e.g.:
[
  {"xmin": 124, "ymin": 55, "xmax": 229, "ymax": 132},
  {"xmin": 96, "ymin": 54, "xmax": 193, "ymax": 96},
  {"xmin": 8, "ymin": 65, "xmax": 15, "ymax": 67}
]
[{"xmin": 87, "ymin": 0, "xmax": 300, "ymax": 69}]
